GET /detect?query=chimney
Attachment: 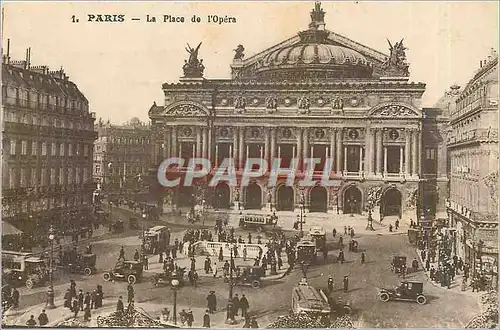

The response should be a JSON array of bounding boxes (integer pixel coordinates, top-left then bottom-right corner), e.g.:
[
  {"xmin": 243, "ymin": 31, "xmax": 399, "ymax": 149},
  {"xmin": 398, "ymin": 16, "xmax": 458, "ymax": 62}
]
[
  {"xmin": 27, "ymin": 47, "xmax": 31, "ymax": 69},
  {"xmin": 480, "ymin": 60, "xmax": 482, "ymax": 68},
  {"xmin": 25, "ymin": 48, "xmax": 28, "ymax": 69},
  {"xmin": 6, "ymin": 38, "xmax": 10, "ymax": 63}
]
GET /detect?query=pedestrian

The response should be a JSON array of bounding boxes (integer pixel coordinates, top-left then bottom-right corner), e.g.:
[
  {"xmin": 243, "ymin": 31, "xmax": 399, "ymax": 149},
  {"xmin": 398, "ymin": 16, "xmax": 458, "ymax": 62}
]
[
  {"xmin": 247, "ymin": 232, "xmax": 252, "ymax": 244},
  {"xmin": 84, "ymin": 292, "xmax": 91, "ymax": 309},
  {"xmin": 243, "ymin": 247, "xmax": 247, "ymax": 261},
  {"xmin": 119, "ymin": 246, "xmax": 125, "ymax": 260},
  {"xmin": 186, "ymin": 311, "xmax": 194, "ymax": 327},
  {"xmin": 250, "ymin": 317, "xmax": 259, "ymax": 328},
  {"xmin": 412, "ymin": 258, "xmax": 419, "ymax": 272},
  {"xmin": 78, "ymin": 289, "xmax": 84, "ymax": 311},
  {"xmin": 96, "ymin": 285, "xmax": 103, "ymax": 308},
  {"xmin": 332, "ymin": 228, "xmax": 337, "ymax": 238},
  {"xmin": 338, "ymin": 250, "xmax": 345, "ymax": 264},
  {"xmin": 143, "ymin": 255, "xmax": 149, "ymax": 270},
  {"xmin": 425, "ymin": 257, "xmax": 430, "ymax": 271},
  {"xmin": 191, "ymin": 257, "xmax": 196, "ymax": 271},
  {"xmin": 327, "ymin": 276, "xmax": 334, "ymax": 292},
  {"xmin": 343, "ymin": 275, "xmax": 349, "ymax": 293},
  {"xmin": 127, "ymin": 283, "xmax": 135, "ymax": 304},
  {"xmin": 116, "ymin": 296, "xmax": 124, "ymax": 315},
  {"xmin": 389, "ymin": 224, "xmax": 393, "ymax": 232},
  {"xmin": 204, "ymin": 256, "xmax": 211, "ymax": 274},
  {"xmin": 203, "ymin": 310, "xmax": 211, "ymax": 328},
  {"xmin": 421, "ymin": 249, "xmax": 426, "ymax": 262},
  {"xmin": 70, "ymin": 279, "xmax": 77, "ymax": 298},
  {"xmin": 361, "ymin": 252, "xmax": 366, "ymax": 264},
  {"xmin": 72, "ymin": 299, "xmax": 79, "ymax": 318},
  {"xmin": 207, "ymin": 291, "xmax": 217, "ymax": 313},
  {"xmin": 338, "ymin": 236, "xmax": 343, "ymax": 248},
  {"xmin": 218, "ymin": 247, "xmax": 224, "ymax": 262},
  {"xmin": 91, "ymin": 290, "xmax": 97, "ymax": 309},
  {"xmin": 231, "ymin": 294, "xmax": 240, "ymax": 316},
  {"xmin": 350, "ymin": 228, "xmax": 355, "ymax": 238},
  {"xmin": 64, "ymin": 289, "xmax": 72, "ymax": 309},
  {"xmin": 84, "ymin": 305, "xmax": 91, "ymax": 322},
  {"xmin": 38, "ymin": 309, "xmax": 49, "ymax": 326},
  {"xmin": 344, "ymin": 226, "xmax": 347, "ymax": 235},
  {"xmin": 239, "ymin": 294, "xmax": 249, "ymax": 318},
  {"xmin": 26, "ymin": 315, "xmax": 37, "ymax": 327},
  {"xmin": 12, "ymin": 287, "xmax": 19, "ymax": 308},
  {"xmin": 158, "ymin": 251, "xmax": 164, "ymax": 264},
  {"xmin": 277, "ymin": 257, "xmax": 283, "ymax": 270},
  {"xmin": 212, "ymin": 263, "xmax": 218, "ymax": 278},
  {"xmin": 134, "ymin": 249, "xmax": 140, "ymax": 261},
  {"xmin": 395, "ymin": 219, "xmax": 400, "ymax": 230}
]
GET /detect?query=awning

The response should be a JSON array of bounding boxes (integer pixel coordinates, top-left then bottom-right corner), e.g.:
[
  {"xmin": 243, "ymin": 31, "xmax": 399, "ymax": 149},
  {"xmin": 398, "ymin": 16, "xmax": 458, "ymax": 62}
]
[{"xmin": 2, "ymin": 221, "xmax": 23, "ymax": 236}]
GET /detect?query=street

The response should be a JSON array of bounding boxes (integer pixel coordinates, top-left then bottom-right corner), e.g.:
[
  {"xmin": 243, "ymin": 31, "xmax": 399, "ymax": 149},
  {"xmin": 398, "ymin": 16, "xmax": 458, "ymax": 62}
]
[{"xmin": 6, "ymin": 207, "xmax": 480, "ymax": 328}]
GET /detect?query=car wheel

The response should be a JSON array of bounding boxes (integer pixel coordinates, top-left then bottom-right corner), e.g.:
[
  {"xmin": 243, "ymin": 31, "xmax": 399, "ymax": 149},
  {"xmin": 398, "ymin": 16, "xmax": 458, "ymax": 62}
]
[
  {"xmin": 379, "ymin": 292, "xmax": 390, "ymax": 302},
  {"xmin": 84, "ymin": 267, "xmax": 92, "ymax": 276},
  {"xmin": 251, "ymin": 280, "xmax": 261, "ymax": 289},
  {"xmin": 103, "ymin": 272, "xmax": 111, "ymax": 281},
  {"xmin": 416, "ymin": 295, "xmax": 427, "ymax": 305},
  {"xmin": 25, "ymin": 278, "xmax": 34, "ymax": 289},
  {"xmin": 128, "ymin": 275, "xmax": 137, "ymax": 284}
]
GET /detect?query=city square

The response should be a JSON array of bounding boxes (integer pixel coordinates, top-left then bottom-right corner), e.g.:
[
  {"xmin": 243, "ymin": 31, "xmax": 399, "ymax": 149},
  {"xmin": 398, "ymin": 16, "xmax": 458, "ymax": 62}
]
[{"xmin": 1, "ymin": 1, "xmax": 498, "ymax": 328}]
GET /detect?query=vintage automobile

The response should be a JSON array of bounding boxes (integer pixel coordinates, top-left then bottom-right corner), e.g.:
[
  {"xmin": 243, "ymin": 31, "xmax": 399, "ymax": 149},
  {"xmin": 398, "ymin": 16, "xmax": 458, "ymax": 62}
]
[
  {"xmin": 232, "ymin": 265, "xmax": 265, "ymax": 289},
  {"xmin": 296, "ymin": 240, "xmax": 317, "ymax": 265},
  {"xmin": 68, "ymin": 253, "xmax": 97, "ymax": 276},
  {"xmin": 238, "ymin": 214, "xmax": 277, "ymax": 232},
  {"xmin": 143, "ymin": 226, "xmax": 170, "ymax": 254},
  {"xmin": 103, "ymin": 260, "xmax": 143, "ymax": 284},
  {"xmin": 150, "ymin": 267, "xmax": 186, "ymax": 287},
  {"xmin": 391, "ymin": 256, "xmax": 407, "ymax": 274},
  {"xmin": 2, "ymin": 251, "xmax": 49, "ymax": 289},
  {"xmin": 378, "ymin": 281, "xmax": 427, "ymax": 305},
  {"xmin": 291, "ymin": 280, "xmax": 331, "ymax": 323}
]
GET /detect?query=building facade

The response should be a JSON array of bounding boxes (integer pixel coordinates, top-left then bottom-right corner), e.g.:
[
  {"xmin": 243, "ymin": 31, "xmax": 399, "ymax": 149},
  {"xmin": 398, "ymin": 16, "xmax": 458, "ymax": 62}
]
[
  {"xmin": 93, "ymin": 118, "xmax": 152, "ymax": 201},
  {"xmin": 149, "ymin": 3, "xmax": 440, "ymax": 223},
  {"xmin": 2, "ymin": 50, "xmax": 97, "ymax": 235},
  {"xmin": 446, "ymin": 50, "xmax": 498, "ymax": 283}
]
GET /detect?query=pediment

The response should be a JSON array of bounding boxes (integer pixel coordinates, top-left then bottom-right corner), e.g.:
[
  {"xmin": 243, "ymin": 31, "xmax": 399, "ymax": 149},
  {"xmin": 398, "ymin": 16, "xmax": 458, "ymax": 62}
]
[
  {"xmin": 163, "ymin": 101, "xmax": 209, "ymax": 117},
  {"xmin": 367, "ymin": 102, "xmax": 422, "ymax": 118}
]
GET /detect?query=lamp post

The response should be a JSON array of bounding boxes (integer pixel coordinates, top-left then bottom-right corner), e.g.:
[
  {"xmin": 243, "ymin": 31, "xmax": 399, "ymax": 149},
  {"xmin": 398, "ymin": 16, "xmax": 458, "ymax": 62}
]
[
  {"xmin": 46, "ymin": 225, "xmax": 56, "ymax": 309},
  {"xmin": 226, "ymin": 243, "xmax": 236, "ymax": 324},
  {"xmin": 366, "ymin": 202, "xmax": 375, "ymax": 231},
  {"xmin": 296, "ymin": 193, "xmax": 306, "ymax": 238},
  {"xmin": 171, "ymin": 274, "xmax": 180, "ymax": 325}
]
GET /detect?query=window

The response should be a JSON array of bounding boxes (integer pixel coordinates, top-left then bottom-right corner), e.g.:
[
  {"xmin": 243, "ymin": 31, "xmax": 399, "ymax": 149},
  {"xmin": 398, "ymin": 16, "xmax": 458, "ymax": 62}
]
[
  {"xmin": 51, "ymin": 143, "xmax": 56, "ymax": 156},
  {"xmin": 41, "ymin": 142, "xmax": 47, "ymax": 156},
  {"xmin": 31, "ymin": 168, "xmax": 37, "ymax": 186},
  {"xmin": 58, "ymin": 168, "xmax": 64, "ymax": 185},
  {"xmin": 68, "ymin": 168, "xmax": 73, "ymax": 184},
  {"xmin": 75, "ymin": 167, "xmax": 80, "ymax": 184},
  {"xmin": 83, "ymin": 168, "xmax": 89, "ymax": 183},
  {"xmin": 68, "ymin": 144, "xmax": 73, "ymax": 156},
  {"xmin": 21, "ymin": 140, "xmax": 27, "ymax": 155},
  {"xmin": 49, "ymin": 168, "xmax": 55, "ymax": 185},
  {"xmin": 60, "ymin": 143, "xmax": 65, "ymax": 156},
  {"xmin": 426, "ymin": 148, "xmax": 437, "ymax": 160},
  {"xmin": 40, "ymin": 168, "xmax": 46, "ymax": 185},
  {"xmin": 9, "ymin": 168, "xmax": 16, "ymax": 189},
  {"xmin": 20, "ymin": 168, "xmax": 26, "ymax": 187},
  {"xmin": 10, "ymin": 140, "xmax": 16, "ymax": 155},
  {"xmin": 95, "ymin": 164, "xmax": 101, "ymax": 174},
  {"xmin": 84, "ymin": 145, "xmax": 89, "ymax": 157}
]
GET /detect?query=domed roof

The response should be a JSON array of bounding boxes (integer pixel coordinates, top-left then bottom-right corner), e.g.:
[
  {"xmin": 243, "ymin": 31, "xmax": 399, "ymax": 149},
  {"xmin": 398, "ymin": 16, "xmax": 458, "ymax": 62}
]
[{"xmin": 250, "ymin": 3, "xmax": 373, "ymax": 80}]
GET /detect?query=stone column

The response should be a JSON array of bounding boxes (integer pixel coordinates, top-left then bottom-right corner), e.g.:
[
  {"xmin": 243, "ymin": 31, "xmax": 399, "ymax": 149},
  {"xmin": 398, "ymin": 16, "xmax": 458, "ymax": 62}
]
[
  {"xmin": 270, "ymin": 128, "xmax": 276, "ymax": 164},
  {"xmin": 163, "ymin": 127, "xmax": 169, "ymax": 159},
  {"xmin": 207, "ymin": 127, "xmax": 212, "ymax": 161},
  {"xmin": 171, "ymin": 126, "xmax": 178, "ymax": 158},
  {"xmin": 330, "ymin": 129, "xmax": 336, "ymax": 172},
  {"xmin": 336, "ymin": 129, "xmax": 342, "ymax": 174},
  {"xmin": 383, "ymin": 147, "xmax": 388, "ymax": 176},
  {"xmin": 364, "ymin": 128, "xmax": 371, "ymax": 174},
  {"xmin": 233, "ymin": 128, "xmax": 239, "ymax": 168},
  {"xmin": 417, "ymin": 130, "xmax": 422, "ymax": 175},
  {"xmin": 196, "ymin": 127, "xmax": 202, "ymax": 158},
  {"xmin": 359, "ymin": 147, "xmax": 364, "ymax": 173},
  {"xmin": 376, "ymin": 128, "xmax": 383, "ymax": 176},
  {"xmin": 399, "ymin": 146, "xmax": 404, "ymax": 174},
  {"xmin": 296, "ymin": 128, "xmax": 303, "ymax": 171},
  {"xmin": 302, "ymin": 129, "xmax": 309, "ymax": 160},
  {"xmin": 239, "ymin": 127, "xmax": 245, "ymax": 169},
  {"xmin": 412, "ymin": 129, "xmax": 418, "ymax": 176},
  {"xmin": 343, "ymin": 146, "xmax": 348, "ymax": 172},
  {"xmin": 264, "ymin": 128, "xmax": 270, "ymax": 164},
  {"xmin": 405, "ymin": 130, "xmax": 411, "ymax": 176},
  {"xmin": 153, "ymin": 133, "xmax": 160, "ymax": 164},
  {"xmin": 370, "ymin": 128, "xmax": 376, "ymax": 175},
  {"xmin": 202, "ymin": 127, "xmax": 208, "ymax": 158}
]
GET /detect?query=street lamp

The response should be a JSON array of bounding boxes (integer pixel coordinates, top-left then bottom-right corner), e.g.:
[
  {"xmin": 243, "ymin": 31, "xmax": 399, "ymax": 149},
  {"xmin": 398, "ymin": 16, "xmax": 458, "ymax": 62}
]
[
  {"xmin": 366, "ymin": 202, "xmax": 375, "ymax": 231},
  {"xmin": 171, "ymin": 273, "xmax": 180, "ymax": 325},
  {"xmin": 226, "ymin": 243, "xmax": 237, "ymax": 324},
  {"xmin": 46, "ymin": 225, "xmax": 56, "ymax": 309},
  {"xmin": 296, "ymin": 193, "xmax": 306, "ymax": 238}
]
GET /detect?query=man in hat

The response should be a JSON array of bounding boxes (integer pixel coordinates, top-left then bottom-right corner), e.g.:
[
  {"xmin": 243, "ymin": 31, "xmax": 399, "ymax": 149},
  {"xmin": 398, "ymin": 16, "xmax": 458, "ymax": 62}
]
[
  {"xmin": 186, "ymin": 311, "xmax": 194, "ymax": 327},
  {"xmin": 203, "ymin": 310, "xmax": 211, "ymax": 328},
  {"xmin": 116, "ymin": 296, "xmax": 124, "ymax": 315},
  {"xmin": 78, "ymin": 289, "xmax": 84, "ymax": 311},
  {"xmin": 327, "ymin": 276, "xmax": 334, "ymax": 293},
  {"xmin": 38, "ymin": 309, "xmax": 48, "ymax": 326},
  {"xmin": 239, "ymin": 294, "xmax": 249, "ymax": 318},
  {"xmin": 207, "ymin": 291, "xmax": 217, "ymax": 314},
  {"xmin": 343, "ymin": 275, "xmax": 349, "ymax": 293}
]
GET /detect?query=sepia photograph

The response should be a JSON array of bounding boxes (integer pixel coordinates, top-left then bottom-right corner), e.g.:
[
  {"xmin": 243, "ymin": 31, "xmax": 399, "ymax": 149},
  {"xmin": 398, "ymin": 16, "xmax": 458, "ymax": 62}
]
[{"xmin": 1, "ymin": 1, "xmax": 498, "ymax": 328}]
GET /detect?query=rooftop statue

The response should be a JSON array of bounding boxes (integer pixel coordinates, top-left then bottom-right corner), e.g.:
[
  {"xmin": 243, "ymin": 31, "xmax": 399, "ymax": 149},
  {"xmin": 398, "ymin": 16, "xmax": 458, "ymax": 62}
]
[
  {"xmin": 234, "ymin": 45, "xmax": 245, "ymax": 60},
  {"xmin": 383, "ymin": 39, "xmax": 410, "ymax": 77},
  {"xmin": 183, "ymin": 42, "xmax": 205, "ymax": 78}
]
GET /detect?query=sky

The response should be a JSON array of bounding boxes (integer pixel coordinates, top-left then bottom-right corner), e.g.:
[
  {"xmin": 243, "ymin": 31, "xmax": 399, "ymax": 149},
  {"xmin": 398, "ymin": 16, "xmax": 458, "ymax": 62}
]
[{"xmin": 2, "ymin": 1, "xmax": 499, "ymax": 124}]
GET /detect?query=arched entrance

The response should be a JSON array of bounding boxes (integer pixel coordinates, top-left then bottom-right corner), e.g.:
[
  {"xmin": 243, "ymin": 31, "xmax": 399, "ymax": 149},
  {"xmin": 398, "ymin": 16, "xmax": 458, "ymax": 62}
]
[
  {"xmin": 245, "ymin": 183, "xmax": 262, "ymax": 209},
  {"xmin": 309, "ymin": 187, "xmax": 328, "ymax": 213},
  {"xmin": 277, "ymin": 186, "xmax": 294, "ymax": 211},
  {"xmin": 343, "ymin": 186, "xmax": 362, "ymax": 214},
  {"xmin": 381, "ymin": 188, "xmax": 402, "ymax": 217},
  {"xmin": 214, "ymin": 183, "xmax": 230, "ymax": 209},
  {"xmin": 177, "ymin": 186, "xmax": 194, "ymax": 207}
]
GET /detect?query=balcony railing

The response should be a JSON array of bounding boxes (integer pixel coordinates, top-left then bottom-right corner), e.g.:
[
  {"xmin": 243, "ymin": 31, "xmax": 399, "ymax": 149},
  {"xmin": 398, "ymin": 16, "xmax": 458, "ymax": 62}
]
[{"xmin": 448, "ymin": 128, "xmax": 498, "ymax": 145}]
